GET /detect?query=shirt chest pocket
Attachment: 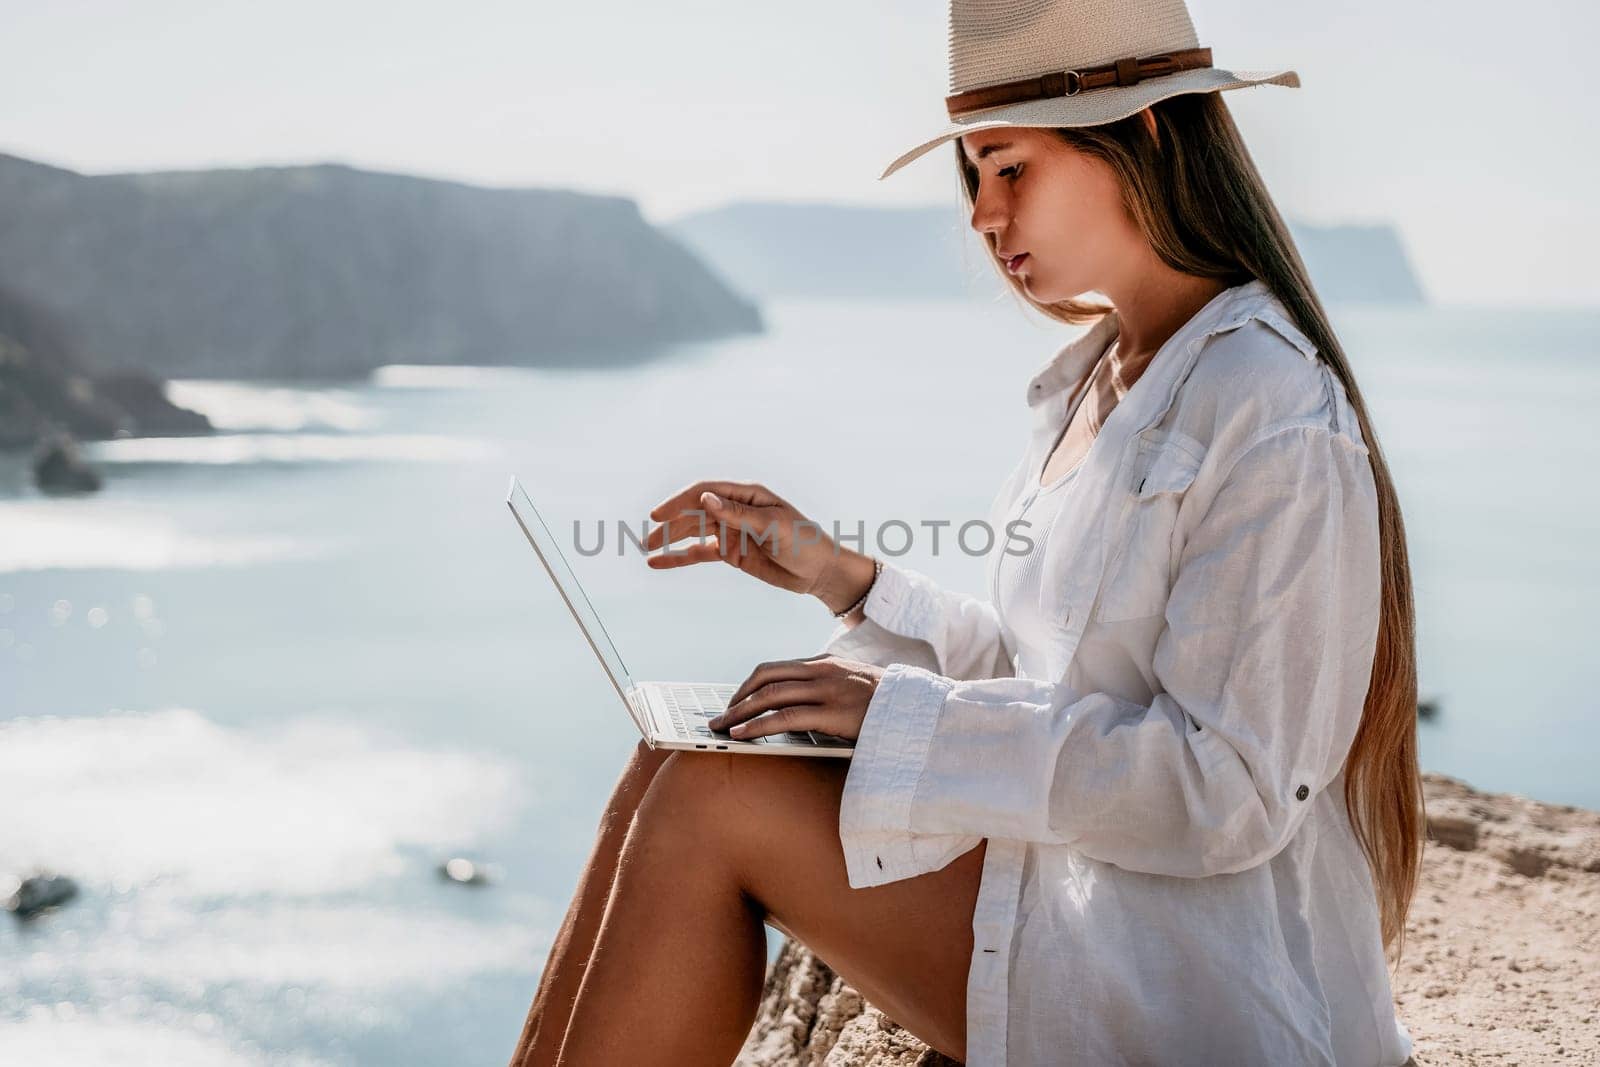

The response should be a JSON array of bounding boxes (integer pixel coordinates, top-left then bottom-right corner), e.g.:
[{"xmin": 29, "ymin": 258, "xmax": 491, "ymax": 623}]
[{"xmin": 1093, "ymin": 439, "xmax": 1203, "ymax": 623}]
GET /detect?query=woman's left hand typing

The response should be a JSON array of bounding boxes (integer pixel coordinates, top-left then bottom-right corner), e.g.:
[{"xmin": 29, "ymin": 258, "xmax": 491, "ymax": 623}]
[{"xmin": 708, "ymin": 654, "xmax": 886, "ymax": 742}]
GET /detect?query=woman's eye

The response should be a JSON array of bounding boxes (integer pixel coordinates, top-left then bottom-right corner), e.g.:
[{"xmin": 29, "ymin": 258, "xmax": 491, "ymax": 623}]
[{"xmin": 998, "ymin": 164, "xmax": 1021, "ymax": 179}]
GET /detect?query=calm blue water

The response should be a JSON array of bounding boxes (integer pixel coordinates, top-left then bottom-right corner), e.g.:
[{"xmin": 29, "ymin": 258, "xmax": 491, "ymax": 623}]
[{"xmin": 1, "ymin": 297, "xmax": 1596, "ymax": 1064}]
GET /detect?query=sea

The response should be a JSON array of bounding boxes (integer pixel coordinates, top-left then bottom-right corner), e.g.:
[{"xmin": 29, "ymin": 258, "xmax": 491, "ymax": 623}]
[{"xmin": 2, "ymin": 295, "xmax": 1596, "ymax": 1065}]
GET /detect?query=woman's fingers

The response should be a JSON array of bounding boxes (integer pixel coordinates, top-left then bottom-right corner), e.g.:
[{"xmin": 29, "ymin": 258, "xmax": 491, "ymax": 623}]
[
  {"xmin": 643, "ymin": 534, "xmax": 775, "ymax": 579},
  {"xmin": 648, "ymin": 480, "xmax": 781, "ymax": 523},
  {"xmin": 643, "ymin": 480, "xmax": 826, "ymax": 595},
  {"xmin": 722, "ymin": 702, "xmax": 830, "ymax": 741},
  {"xmin": 644, "ymin": 533, "xmax": 800, "ymax": 588},
  {"xmin": 707, "ymin": 681, "xmax": 825, "ymax": 729},
  {"xmin": 644, "ymin": 509, "xmax": 730, "ymax": 552},
  {"xmin": 643, "ymin": 540, "xmax": 726, "ymax": 569},
  {"xmin": 722, "ymin": 655, "xmax": 833, "ymax": 710},
  {"xmin": 643, "ymin": 495, "xmax": 788, "ymax": 554},
  {"xmin": 707, "ymin": 655, "xmax": 872, "ymax": 741},
  {"xmin": 702, "ymin": 491, "xmax": 792, "ymax": 543}
]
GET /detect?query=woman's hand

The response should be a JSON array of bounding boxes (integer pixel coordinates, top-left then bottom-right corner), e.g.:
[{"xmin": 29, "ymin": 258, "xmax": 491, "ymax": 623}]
[
  {"xmin": 707, "ymin": 654, "xmax": 885, "ymax": 742},
  {"xmin": 643, "ymin": 479, "xmax": 875, "ymax": 614}
]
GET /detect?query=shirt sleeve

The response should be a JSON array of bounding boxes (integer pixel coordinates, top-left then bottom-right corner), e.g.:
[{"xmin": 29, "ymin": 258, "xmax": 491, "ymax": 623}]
[
  {"xmin": 838, "ymin": 422, "xmax": 1383, "ymax": 888},
  {"xmin": 819, "ymin": 558, "xmax": 1016, "ymax": 682}
]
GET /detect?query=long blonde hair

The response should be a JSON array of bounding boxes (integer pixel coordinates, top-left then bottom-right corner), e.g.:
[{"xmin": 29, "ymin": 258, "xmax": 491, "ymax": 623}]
[{"xmin": 956, "ymin": 91, "xmax": 1424, "ymax": 958}]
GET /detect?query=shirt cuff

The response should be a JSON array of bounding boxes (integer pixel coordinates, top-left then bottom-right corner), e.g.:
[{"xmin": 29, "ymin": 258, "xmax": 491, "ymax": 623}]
[
  {"xmin": 838, "ymin": 661, "xmax": 965, "ymax": 888},
  {"xmin": 820, "ymin": 559, "xmax": 942, "ymax": 671},
  {"xmin": 859, "ymin": 556, "xmax": 938, "ymax": 636}
]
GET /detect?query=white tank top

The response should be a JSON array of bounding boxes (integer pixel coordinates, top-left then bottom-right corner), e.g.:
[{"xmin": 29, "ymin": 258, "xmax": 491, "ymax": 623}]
[
  {"xmin": 993, "ymin": 460, "xmax": 1082, "ymax": 680},
  {"xmin": 993, "ymin": 340, "xmax": 1110, "ymax": 680}
]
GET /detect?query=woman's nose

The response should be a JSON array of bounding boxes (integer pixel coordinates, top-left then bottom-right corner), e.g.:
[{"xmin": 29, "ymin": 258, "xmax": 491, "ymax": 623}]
[{"xmin": 969, "ymin": 188, "xmax": 1007, "ymax": 237}]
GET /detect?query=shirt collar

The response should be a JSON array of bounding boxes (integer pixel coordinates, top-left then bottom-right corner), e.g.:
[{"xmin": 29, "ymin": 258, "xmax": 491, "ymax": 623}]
[{"xmin": 1022, "ymin": 277, "xmax": 1309, "ymax": 410}]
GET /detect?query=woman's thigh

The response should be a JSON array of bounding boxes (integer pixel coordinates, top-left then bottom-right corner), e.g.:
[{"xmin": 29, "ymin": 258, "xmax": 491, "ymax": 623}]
[{"xmin": 648, "ymin": 750, "xmax": 987, "ymax": 1062}]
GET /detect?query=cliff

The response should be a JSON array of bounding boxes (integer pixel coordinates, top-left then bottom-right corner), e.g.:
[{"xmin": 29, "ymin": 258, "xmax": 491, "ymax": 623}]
[
  {"xmin": 0, "ymin": 153, "xmax": 762, "ymax": 380},
  {"xmin": 735, "ymin": 773, "xmax": 1600, "ymax": 1065},
  {"xmin": 668, "ymin": 201, "xmax": 1428, "ymax": 306},
  {"xmin": 0, "ymin": 285, "xmax": 211, "ymax": 451}
]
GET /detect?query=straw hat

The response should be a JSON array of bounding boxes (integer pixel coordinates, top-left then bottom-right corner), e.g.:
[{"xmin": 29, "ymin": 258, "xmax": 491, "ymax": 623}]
[{"xmin": 880, "ymin": 0, "xmax": 1298, "ymax": 180}]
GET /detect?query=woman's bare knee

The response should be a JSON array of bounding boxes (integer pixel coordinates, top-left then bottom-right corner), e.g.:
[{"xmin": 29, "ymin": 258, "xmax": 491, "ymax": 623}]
[
  {"xmin": 630, "ymin": 737, "xmax": 676, "ymax": 779},
  {"xmin": 637, "ymin": 750, "xmax": 736, "ymax": 813},
  {"xmin": 599, "ymin": 740, "xmax": 679, "ymax": 831}
]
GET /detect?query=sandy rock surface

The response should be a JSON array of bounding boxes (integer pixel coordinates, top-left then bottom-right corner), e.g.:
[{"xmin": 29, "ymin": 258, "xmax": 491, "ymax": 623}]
[
  {"xmin": 1395, "ymin": 775, "xmax": 1600, "ymax": 1064},
  {"xmin": 736, "ymin": 773, "xmax": 1600, "ymax": 1066}
]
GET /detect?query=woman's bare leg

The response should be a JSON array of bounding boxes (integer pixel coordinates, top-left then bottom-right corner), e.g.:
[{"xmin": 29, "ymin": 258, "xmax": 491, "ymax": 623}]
[
  {"xmin": 507, "ymin": 740, "xmax": 675, "ymax": 1067},
  {"xmin": 550, "ymin": 750, "xmax": 986, "ymax": 1066}
]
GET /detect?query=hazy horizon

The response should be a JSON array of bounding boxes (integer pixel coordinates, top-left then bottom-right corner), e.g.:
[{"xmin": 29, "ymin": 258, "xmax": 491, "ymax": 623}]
[{"xmin": 3, "ymin": 0, "xmax": 1596, "ymax": 308}]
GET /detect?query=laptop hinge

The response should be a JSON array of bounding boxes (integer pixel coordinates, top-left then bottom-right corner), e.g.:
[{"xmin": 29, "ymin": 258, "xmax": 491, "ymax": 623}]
[{"xmin": 630, "ymin": 687, "xmax": 662, "ymax": 742}]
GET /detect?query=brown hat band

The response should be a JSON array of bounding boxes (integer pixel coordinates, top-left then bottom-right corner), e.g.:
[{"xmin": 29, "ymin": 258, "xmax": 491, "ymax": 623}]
[{"xmin": 945, "ymin": 46, "xmax": 1214, "ymax": 119}]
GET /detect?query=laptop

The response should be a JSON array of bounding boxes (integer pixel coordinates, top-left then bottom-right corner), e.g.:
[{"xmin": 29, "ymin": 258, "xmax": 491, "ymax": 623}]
[{"xmin": 505, "ymin": 476, "xmax": 853, "ymax": 758}]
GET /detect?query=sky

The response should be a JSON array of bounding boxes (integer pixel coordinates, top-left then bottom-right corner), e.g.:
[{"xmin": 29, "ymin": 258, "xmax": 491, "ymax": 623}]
[{"xmin": 2, "ymin": 0, "xmax": 1596, "ymax": 306}]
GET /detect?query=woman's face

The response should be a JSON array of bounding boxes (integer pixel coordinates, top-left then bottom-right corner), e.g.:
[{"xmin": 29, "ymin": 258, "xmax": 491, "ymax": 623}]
[{"xmin": 960, "ymin": 125, "xmax": 1145, "ymax": 304}]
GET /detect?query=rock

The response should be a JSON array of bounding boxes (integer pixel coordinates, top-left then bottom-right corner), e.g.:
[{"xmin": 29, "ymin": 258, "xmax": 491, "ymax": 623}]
[
  {"xmin": 2, "ymin": 872, "xmax": 79, "ymax": 918},
  {"xmin": 32, "ymin": 434, "xmax": 102, "ymax": 493},
  {"xmin": 92, "ymin": 371, "xmax": 213, "ymax": 437},
  {"xmin": 0, "ymin": 284, "xmax": 212, "ymax": 454},
  {"xmin": 736, "ymin": 940, "xmax": 958, "ymax": 1066},
  {"xmin": 1421, "ymin": 773, "xmax": 1600, "ymax": 876},
  {"xmin": 437, "ymin": 857, "xmax": 497, "ymax": 886},
  {"xmin": 737, "ymin": 773, "xmax": 1600, "ymax": 1066}
]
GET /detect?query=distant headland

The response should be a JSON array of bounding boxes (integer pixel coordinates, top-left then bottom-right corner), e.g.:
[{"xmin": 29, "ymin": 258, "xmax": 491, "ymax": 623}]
[
  {"xmin": 0, "ymin": 152, "xmax": 764, "ymax": 381},
  {"xmin": 669, "ymin": 201, "xmax": 1427, "ymax": 306}
]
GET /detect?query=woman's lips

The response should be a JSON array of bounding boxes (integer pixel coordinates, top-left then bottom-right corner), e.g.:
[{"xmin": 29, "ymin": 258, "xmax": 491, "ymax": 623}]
[{"xmin": 1005, "ymin": 253, "xmax": 1029, "ymax": 274}]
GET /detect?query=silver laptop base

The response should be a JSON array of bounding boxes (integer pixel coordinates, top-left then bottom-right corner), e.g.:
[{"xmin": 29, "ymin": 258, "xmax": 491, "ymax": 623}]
[{"xmin": 636, "ymin": 681, "xmax": 853, "ymax": 759}]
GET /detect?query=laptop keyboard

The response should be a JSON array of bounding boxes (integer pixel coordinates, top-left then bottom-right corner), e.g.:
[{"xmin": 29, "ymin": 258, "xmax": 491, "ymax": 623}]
[{"xmin": 659, "ymin": 683, "xmax": 848, "ymax": 747}]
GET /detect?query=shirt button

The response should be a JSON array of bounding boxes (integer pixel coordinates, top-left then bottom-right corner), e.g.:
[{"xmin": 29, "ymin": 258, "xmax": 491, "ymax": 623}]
[
  {"xmin": 1295, "ymin": 784, "xmax": 1310, "ymax": 801},
  {"xmin": 876, "ymin": 855, "xmax": 884, "ymax": 870}
]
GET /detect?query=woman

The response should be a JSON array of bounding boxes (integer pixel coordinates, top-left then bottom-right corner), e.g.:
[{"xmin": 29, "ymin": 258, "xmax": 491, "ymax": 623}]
[{"xmin": 510, "ymin": 1, "xmax": 1422, "ymax": 1063}]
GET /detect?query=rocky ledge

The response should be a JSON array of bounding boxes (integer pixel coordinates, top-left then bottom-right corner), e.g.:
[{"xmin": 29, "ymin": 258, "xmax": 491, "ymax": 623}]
[{"xmin": 735, "ymin": 773, "xmax": 1600, "ymax": 1066}]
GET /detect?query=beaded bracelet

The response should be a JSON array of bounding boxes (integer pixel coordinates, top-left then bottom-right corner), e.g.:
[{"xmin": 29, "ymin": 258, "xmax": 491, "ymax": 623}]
[{"xmin": 833, "ymin": 557, "xmax": 884, "ymax": 619}]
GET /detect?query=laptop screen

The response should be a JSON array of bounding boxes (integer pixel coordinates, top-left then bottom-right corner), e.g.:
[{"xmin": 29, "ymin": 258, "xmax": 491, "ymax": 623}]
[{"xmin": 505, "ymin": 476, "xmax": 636, "ymax": 699}]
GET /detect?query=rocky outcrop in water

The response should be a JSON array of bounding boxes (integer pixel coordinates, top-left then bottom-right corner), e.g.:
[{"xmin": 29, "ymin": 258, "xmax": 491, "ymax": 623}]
[
  {"xmin": 736, "ymin": 773, "xmax": 1600, "ymax": 1066},
  {"xmin": 2, "ymin": 872, "xmax": 80, "ymax": 919},
  {"xmin": 0, "ymin": 152, "xmax": 763, "ymax": 380},
  {"xmin": 0, "ymin": 285, "xmax": 212, "ymax": 453},
  {"xmin": 31, "ymin": 435, "xmax": 102, "ymax": 493},
  {"xmin": 92, "ymin": 372, "xmax": 212, "ymax": 437}
]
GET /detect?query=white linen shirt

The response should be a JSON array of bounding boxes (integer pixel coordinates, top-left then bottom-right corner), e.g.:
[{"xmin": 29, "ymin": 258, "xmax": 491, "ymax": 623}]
[{"xmin": 821, "ymin": 279, "xmax": 1413, "ymax": 1066}]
